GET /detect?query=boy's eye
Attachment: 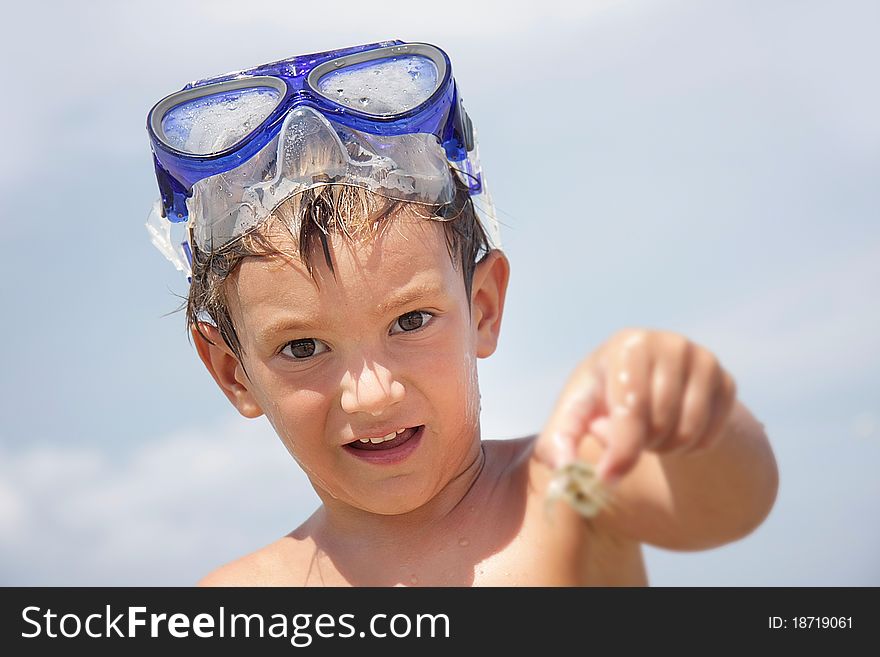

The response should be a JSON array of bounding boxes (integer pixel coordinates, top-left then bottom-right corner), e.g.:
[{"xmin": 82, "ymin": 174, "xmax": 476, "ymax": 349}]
[
  {"xmin": 392, "ymin": 311, "xmax": 433, "ymax": 333},
  {"xmin": 281, "ymin": 338, "xmax": 329, "ymax": 360}
]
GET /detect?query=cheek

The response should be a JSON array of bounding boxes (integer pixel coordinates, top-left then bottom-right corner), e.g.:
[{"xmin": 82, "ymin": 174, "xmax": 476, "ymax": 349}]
[
  {"xmin": 415, "ymin": 321, "xmax": 480, "ymax": 425},
  {"xmin": 249, "ymin": 369, "xmax": 331, "ymax": 455},
  {"xmin": 264, "ymin": 385, "xmax": 343, "ymax": 494}
]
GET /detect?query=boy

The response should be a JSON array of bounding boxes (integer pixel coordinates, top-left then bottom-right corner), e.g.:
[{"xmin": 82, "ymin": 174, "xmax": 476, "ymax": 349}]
[{"xmin": 146, "ymin": 41, "xmax": 778, "ymax": 586}]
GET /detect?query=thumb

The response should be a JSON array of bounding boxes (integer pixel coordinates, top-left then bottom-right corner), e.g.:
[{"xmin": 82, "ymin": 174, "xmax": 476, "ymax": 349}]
[{"xmin": 534, "ymin": 365, "xmax": 604, "ymax": 470}]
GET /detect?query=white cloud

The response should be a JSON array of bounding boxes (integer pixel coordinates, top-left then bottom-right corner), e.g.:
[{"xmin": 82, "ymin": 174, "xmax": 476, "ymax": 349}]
[
  {"xmin": 0, "ymin": 0, "xmax": 624, "ymax": 195},
  {"xmin": 0, "ymin": 481, "xmax": 24, "ymax": 537},
  {"xmin": 178, "ymin": 0, "xmax": 618, "ymax": 36},
  {"xmin": 852, "ymin": 411, "xmax": 878, "ymax": 440},
  {"xmin": 0, "ymin": 415, "xmax": 319, "ymax": 585},
  {"xmin": 683, "ymin": 240, "xmax": 880, "ymax": 402}
]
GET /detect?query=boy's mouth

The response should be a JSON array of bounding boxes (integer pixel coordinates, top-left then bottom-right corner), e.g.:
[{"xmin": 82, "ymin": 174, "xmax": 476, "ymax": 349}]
[{"xmin": 345, "ymin": 426, "xmax": 423, "ymax": 451}]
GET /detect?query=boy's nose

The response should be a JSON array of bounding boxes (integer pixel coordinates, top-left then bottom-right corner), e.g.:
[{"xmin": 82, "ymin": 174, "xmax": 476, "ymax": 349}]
[{"xmin": 340, "ymin": 359, "xmax": 405, "ymax": 416}]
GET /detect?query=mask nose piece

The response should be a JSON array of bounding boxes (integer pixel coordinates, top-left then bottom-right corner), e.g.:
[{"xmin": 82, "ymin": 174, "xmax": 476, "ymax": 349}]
[
  {"xmin": 275, "ymin": 105, "xmax": 355, "ymax": 182},
  {"xmin": 284, "ymin": 105, "xmax": 331, "ymax": 140}
]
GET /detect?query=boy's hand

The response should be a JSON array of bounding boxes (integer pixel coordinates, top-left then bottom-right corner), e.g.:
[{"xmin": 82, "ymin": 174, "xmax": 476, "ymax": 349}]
[{"xmin": 535, "ymin": 329, "xmax": 737, "ymax": 487}]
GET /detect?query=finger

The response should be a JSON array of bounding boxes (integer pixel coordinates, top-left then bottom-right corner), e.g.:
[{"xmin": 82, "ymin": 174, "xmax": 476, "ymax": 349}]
[
  {"xmin": 597, "ymin": 332, "xmax": 652, "ymax": 486},
  {"xmin": 583, "ymin": 415, "xmax": 612, "ymax": 448},
  {"xmin": 534, "ymin": 364, "xmax": 603, "ymax": 469},
  {"xmin": 647, "ymin": 337, "xmax": 689, "ymax": 451},
  {"xmin": 690, "ymin": 370, "xmax": 737, "ymax": 453},
  {"xmin": 670, "ymin": 348, "xmax": 720, "ymax": 453}
]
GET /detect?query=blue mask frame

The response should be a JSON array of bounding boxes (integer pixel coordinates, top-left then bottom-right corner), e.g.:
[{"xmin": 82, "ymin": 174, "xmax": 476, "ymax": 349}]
[{"xmin": 146, "ymin": 40, "xmax": 478, "ymax": 225}]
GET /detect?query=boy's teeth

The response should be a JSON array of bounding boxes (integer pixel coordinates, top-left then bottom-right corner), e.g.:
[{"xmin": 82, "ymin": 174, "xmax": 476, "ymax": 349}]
[{"xmin": 359, "ymin": 429, "xmax": 407, "ymax": 444}]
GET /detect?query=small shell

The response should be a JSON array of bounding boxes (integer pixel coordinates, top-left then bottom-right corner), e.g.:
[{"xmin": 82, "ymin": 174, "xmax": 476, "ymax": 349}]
[{"xmin": 545, "ymin": 460, "xmax": 611, "ymax": 519}]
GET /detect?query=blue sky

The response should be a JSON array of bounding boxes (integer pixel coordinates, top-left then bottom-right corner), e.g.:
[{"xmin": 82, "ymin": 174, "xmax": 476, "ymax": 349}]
[{"xmin": 0, "ymin": 0, "xmax": 877, "ymax": 585}]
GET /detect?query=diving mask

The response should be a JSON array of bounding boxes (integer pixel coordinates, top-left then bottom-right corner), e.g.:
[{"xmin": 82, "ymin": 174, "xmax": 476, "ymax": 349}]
[{"xmin": 144, "ymin": 40, "xmax": 501, "ymax": 278}]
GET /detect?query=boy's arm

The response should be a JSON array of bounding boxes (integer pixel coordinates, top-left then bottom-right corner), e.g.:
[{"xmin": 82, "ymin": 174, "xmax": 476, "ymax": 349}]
[
  {"xmin": 532, "ymin": 329, "xmax": 779, "ymax": 551},
  {"xmin": 571, "ymin": 399, "xmax": 778, "ymax": 550}
]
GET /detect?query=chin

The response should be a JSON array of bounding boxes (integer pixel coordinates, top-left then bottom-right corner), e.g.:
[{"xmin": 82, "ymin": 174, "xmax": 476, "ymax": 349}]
[
  {"xmin": 363, "ymin": 501, "xmax": 424, "ymax": 516},
  {"xmin": 354, "ymin": 477, "xmax": 442, "ymax": 516}
]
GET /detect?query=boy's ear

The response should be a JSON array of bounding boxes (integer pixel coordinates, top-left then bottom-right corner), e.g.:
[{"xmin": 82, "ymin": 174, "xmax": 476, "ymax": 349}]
[
  {"xmin": 470, "ymin": 249, "xmax": 510, "ymax": 358},
  {"xmin": 191, "ymin": 323, "xmax": 264, "ymax": 419}
]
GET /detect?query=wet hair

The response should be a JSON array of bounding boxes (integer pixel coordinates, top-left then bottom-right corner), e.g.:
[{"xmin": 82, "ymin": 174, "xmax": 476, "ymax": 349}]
[{"xmin": 186, "ymin": 173, "xmax": 492, "ymax": 363}]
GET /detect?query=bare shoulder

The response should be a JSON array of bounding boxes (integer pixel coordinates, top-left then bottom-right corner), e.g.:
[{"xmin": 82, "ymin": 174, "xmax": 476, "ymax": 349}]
[
  {"xmin": 479, "ymin": 434, "xmax": 545, "ymax": 503},
  {"xmin": 197, "ymin": 539, "xmax": 286, "ymax": 587},
  {"xmin": 197, "ymin": 529, "xmax": 317, "ymax": 587},
  {"xmin": 482, "ymin": 434, "xmax": 536, "ymax": 468},
  {"xmin": 197, "ymin": 551, "xmax": 266, "ymax": 587},
  {"xmin": 479, "ymin": 434, "xmax": 543, "ymax": 487}
]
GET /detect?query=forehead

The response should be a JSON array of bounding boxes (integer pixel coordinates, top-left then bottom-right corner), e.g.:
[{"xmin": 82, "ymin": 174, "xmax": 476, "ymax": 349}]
[{"xmin": 227, "ymin": 217, "xmax": 460, "ymax": 333}]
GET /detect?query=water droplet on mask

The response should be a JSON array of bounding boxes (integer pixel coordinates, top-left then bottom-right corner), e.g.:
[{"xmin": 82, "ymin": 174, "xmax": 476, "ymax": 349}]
[{"xmin": 359, "ymin": 97, "xmax": 370, "ymax": 106}]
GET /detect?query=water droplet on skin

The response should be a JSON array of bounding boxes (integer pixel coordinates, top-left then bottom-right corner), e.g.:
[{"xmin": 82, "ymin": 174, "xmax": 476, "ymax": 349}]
[
  {"xmin": 458, "ymin": 538, "xmax": 469, "ymax": 547},
  {"xmin": 409, "ymin": 574, "xmax": 418, "ymax": 585}
]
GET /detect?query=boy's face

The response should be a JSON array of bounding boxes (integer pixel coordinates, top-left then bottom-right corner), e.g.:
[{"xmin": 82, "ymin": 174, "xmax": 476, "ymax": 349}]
[{"xmin": 195, "ymin": 213, "xmax": 509, "ymax": 516}]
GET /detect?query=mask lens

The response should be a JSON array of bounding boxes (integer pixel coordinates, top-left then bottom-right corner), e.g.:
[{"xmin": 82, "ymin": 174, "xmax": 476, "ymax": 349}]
[
  {"xmin": 316, "ymin": 55, "xmax": 439, "ymax": 115},
  {"xmin": 160, "ymin": 85, "xmax": 282, "ymax": 155}
]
